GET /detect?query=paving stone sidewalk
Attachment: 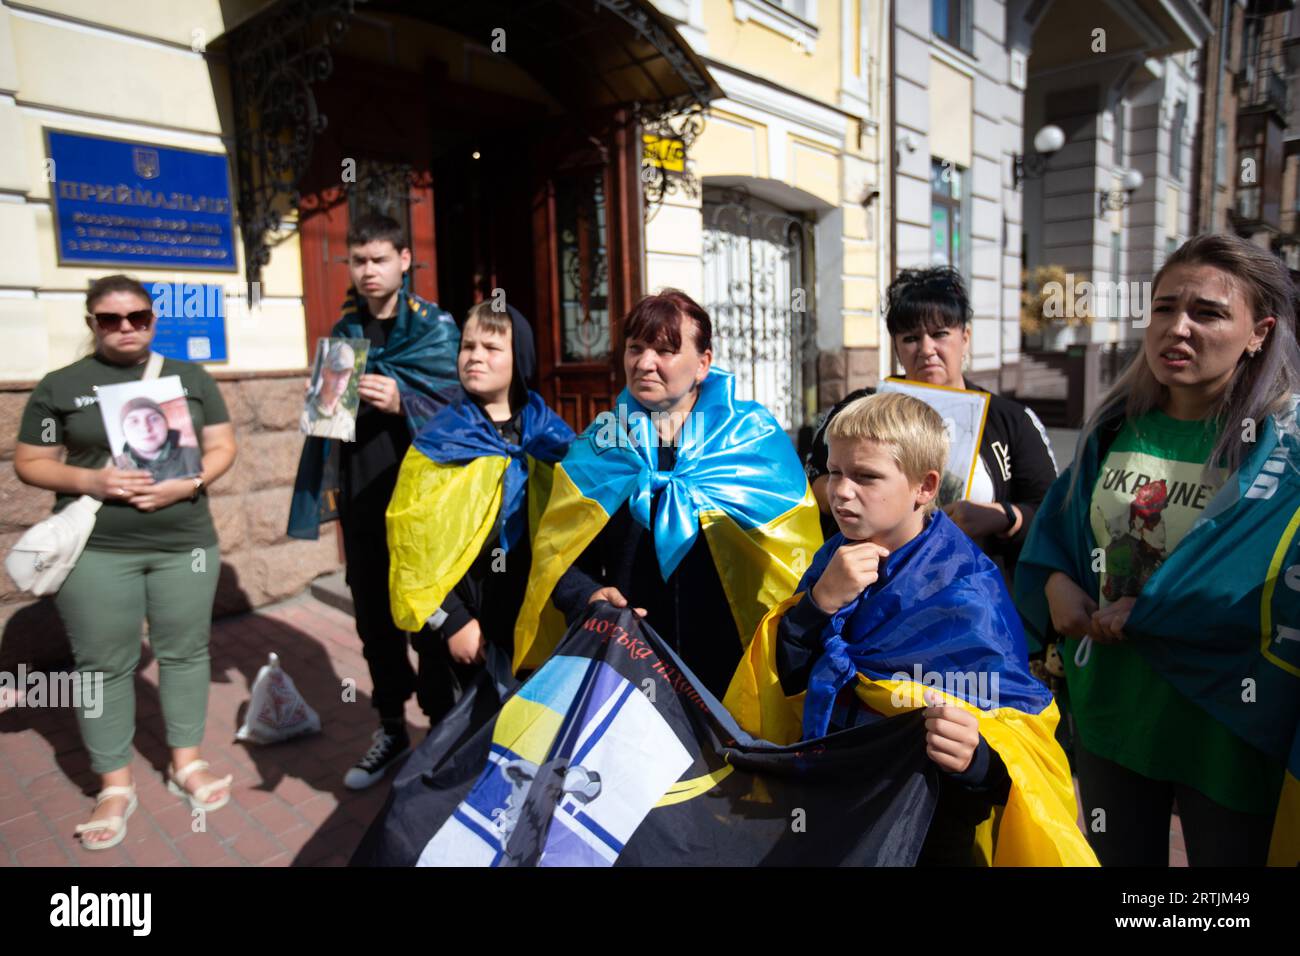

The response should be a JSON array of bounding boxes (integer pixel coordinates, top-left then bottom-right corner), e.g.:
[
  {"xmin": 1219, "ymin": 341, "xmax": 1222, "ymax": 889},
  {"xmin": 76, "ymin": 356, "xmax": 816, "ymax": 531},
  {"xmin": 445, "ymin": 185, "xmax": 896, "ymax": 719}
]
[
  {"xmin": 0, "ymin": 588, "xmax": 1187, "ymax": 866},
  {"xmin": 0, "ymin": 592, "xmax": 422, "ymax": 867}
]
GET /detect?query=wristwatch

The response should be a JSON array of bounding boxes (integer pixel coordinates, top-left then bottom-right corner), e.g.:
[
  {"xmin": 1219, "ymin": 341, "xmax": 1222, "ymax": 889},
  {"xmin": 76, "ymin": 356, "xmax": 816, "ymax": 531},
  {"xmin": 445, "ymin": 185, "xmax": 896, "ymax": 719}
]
[
  {"xmin": 189, "ymin": 476, "xmax": 205, "ymax": 502},
  {"xmin": 999, "ymin": 501, "xmax": 1017, "ymax": 533}
]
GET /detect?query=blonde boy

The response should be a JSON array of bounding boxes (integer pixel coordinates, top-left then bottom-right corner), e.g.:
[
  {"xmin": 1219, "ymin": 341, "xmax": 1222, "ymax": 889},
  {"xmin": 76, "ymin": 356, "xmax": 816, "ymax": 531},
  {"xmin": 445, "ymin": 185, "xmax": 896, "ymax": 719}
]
[{"xmin": 766, "ymin": 391, "xmax": 1056, "ymax": 864}]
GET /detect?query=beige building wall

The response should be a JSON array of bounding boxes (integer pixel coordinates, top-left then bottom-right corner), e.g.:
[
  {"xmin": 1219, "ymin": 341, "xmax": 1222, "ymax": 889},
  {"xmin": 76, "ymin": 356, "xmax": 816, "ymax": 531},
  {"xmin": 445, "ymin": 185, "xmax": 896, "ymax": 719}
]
[
  {"xmin": 0, "ymin": 0, "xmax": 307, "ymax": 383},
  {"xmin": 0, "ymin": 1, "xmax": 341, "ymax": 635},
  {"xmin": 648, "ymin": 0, "xmax": 888, "ymax": 411}
]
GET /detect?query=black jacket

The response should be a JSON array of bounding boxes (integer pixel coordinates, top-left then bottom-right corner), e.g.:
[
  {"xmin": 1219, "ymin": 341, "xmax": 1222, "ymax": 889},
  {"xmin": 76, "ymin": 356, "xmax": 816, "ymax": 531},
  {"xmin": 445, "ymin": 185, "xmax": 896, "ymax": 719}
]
[
  {"xmin": 549, "ymin": 442, "xmax": 742, "ymax": 701},
  {"xmin": 805, "ymin": 384, "xmax": 1058, "ymax": 580}
]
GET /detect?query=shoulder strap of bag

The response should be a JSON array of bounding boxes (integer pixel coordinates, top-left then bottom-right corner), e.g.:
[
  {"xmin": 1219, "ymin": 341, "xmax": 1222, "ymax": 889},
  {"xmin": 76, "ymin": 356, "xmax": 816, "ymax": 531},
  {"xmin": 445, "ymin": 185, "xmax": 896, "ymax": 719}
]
[
  {"xmin": 143, "ymin": 350, "xmax": 164, "ymax": 380},
  {"xmin": 82, "ymin": 352, "xmax": 164, "ymax": 515}
]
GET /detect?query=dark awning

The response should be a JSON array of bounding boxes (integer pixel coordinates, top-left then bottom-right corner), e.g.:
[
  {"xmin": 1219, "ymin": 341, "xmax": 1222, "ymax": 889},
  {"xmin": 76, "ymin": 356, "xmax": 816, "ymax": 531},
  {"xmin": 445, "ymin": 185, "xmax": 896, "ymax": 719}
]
[
  {"xmin": 216, "ymin": 0, "xmax": 720, "ymax": 285},
  {"xmin": 406, "ymin": 0, "xmax": 723, "ymax": 114}
]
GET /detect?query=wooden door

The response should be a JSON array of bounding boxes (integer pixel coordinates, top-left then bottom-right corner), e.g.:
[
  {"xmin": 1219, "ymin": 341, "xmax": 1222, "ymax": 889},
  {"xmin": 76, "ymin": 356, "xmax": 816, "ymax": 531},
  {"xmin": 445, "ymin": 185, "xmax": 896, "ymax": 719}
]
[
  {"xmin": 297, "ymin": 55, "xmax": 438, "ymax": 348},
  {"xmin": 533, "ymin": 110, "xmax": 643, "ymax": 431},
  {"xmin": 299, "ymin": 168, "xmax": 437, "ymax": 347}
]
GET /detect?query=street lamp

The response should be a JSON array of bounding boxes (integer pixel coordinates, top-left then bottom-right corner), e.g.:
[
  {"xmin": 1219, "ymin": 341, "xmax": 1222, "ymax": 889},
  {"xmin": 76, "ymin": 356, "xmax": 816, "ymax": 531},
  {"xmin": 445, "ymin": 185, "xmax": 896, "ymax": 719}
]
[
  {"xmin": 1097, "ymin": 169, "xmax": 1144, "ymax": 216},
  {"xmin": 1012, "ymin": 124, "xmax": 1065, "ymax": 190}
]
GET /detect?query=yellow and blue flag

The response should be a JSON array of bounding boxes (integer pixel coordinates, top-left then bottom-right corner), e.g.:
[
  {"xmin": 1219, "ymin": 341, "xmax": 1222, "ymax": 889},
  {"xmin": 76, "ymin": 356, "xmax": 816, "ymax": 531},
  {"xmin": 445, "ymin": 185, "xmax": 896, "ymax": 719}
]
[
  {"xmin": 1016, "ymin": 398, "xmax": 1300, "ymax": 866},
  {"xmin": 386, "ymin": 392, "xmax": 573, "ymax": 633},
  {"xmin": 353, "ymin": 602, "xmax": 939, "ymax": 867},
  {"xmin": 725, "ymin": 510, "xmax": 1098, "ymax": 866},
  {"xmin": 513, "ymin": 368, "xmax": 822, "ymax": 673}
]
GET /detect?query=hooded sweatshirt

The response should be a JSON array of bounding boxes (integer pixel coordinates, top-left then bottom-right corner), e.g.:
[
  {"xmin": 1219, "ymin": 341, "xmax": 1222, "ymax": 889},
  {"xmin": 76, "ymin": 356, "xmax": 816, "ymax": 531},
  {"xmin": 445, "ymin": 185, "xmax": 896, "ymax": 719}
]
[{"xmin": 433, "ymin": 305, "xmax": 548, "ymax": 652}]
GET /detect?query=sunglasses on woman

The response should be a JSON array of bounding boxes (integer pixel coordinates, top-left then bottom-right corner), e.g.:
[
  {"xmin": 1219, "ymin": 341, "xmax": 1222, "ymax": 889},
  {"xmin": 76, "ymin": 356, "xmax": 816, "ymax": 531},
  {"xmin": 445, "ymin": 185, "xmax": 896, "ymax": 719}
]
[{"xmin": 91, "ymin": 310, "xmax": 154, "ymax": 331}]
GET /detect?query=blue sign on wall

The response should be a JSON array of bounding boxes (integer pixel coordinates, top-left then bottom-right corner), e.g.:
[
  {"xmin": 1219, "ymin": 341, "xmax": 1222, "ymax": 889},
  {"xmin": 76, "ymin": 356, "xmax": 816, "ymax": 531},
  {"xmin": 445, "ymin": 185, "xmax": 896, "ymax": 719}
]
[
  {"xmin": 47, "ymin": 129, "xmax": 236, "ymax": 271},
  {"xmin": 147, "ymin": 281, "xmax": 229, "ymax": 363}
]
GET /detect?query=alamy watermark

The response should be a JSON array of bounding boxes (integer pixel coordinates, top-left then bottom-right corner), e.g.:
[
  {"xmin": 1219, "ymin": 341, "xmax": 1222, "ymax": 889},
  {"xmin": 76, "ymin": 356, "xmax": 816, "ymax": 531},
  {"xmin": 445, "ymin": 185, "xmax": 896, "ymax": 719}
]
[
  {"xmin": 0, "ymin": 666, "xmax": 103, "ymax": 719},
  {"xmin": 889, "ymin": 664, "xmax": 1001, "ymax": 711},
  {"xmin": 1039, "ymin": 274, "xmax": 1154, "ymax": 327},
  {"xmin": 590, "ymin": 406, "xmax": 707, "ymax": 452},
  {"xmin": 50, "ymin": 886, "xmax": 150, "ymax": 936}
]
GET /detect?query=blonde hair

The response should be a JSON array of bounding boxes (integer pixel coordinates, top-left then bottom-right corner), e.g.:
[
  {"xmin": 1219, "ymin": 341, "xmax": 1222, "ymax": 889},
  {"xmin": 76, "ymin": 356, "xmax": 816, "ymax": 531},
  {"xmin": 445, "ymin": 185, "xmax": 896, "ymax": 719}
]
[
  {"xmin": 827, "ymin": 391, "xmax": 949, "ymax": 513},
  {"xmin": 464, "ymin": 300, "xmax": 512, "ymax": 337}
]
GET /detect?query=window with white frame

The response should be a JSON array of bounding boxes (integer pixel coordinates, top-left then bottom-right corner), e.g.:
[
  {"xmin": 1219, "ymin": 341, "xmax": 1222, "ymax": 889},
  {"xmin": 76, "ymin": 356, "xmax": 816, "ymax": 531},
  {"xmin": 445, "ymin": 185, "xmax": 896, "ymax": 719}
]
[
  {"xmin": 930, "ymin": 158, "xmax": 970, "ymax": 280},
  {"xmin": 932, "ymin": 0, "xmax": 972, "ymax": 53},
  {"xmin": 733, "ymin": 0, "xmax": 819, "ymax": 50},
  {"xmin": 702, "ymin": 189, "xmax": 814, "ymax": 430}
]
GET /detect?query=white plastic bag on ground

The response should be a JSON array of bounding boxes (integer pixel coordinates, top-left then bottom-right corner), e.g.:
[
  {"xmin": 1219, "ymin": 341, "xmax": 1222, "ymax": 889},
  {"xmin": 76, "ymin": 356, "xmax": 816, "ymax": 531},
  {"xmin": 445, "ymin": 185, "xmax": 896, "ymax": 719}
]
[{"xmin": 235, "ymin": 652, "xmax": 322, "ymax": 744}]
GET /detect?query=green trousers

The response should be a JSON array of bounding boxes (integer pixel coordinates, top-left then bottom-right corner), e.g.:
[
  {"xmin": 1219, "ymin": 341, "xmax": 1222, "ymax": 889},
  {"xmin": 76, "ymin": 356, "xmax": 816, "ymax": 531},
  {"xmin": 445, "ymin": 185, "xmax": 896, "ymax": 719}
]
[{"xmin": 54, "ymin": 546, "xmax": 220, "ymax": 774}]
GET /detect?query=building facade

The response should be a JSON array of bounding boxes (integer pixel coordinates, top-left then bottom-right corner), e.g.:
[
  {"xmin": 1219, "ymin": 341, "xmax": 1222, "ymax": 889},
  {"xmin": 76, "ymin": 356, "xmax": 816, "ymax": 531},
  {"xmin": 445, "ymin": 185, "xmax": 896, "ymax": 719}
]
[
  {"xmin": 891, "ymin": 0, "xmax": 1032, "ymax": 395},
  {"xmin": 0, "ymin": 0, "xmax": 725, "ymax": 634},
  {"xmin": 1021, "ymin": 1, "xmax": 1211, "ymax": 333},
  {"xmin": 1191, "ymin": 0, "xmax": 1299, "ymax": 269},
  {"xmin": 649, "ymin": 0, "xmax": 889, "ymax": 431},
  {"xmin": 1015, "ymin": 0, "xmax": 1211, "ymax": 424}
]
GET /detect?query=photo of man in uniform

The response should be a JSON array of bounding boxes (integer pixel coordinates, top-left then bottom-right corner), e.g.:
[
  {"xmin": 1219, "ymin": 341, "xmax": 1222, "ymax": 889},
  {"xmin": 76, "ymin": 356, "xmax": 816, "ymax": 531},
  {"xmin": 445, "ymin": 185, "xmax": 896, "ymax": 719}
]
[
  {"xmin": 302, "ymin": 338, "xmax": 368, "ymax": 441},
  {"xmin": 112, "ymin": 395, "xmax": 203, "ymax": 481}
]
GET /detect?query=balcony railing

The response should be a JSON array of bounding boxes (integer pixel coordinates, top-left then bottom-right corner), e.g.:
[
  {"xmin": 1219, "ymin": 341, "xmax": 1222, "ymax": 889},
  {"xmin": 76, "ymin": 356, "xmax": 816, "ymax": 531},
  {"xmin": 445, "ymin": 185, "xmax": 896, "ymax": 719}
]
[{"xmin": 1240, "ymin": 68, "xmax": 1289, "ymax": 118}]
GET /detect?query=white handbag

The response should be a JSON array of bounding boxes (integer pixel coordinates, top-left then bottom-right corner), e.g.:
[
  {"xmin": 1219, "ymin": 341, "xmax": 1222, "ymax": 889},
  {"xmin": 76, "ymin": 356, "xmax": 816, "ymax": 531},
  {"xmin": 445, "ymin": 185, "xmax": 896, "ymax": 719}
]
[{"xmin": 5, "ymin": 352, "xmax": 165, "ymax": 596}]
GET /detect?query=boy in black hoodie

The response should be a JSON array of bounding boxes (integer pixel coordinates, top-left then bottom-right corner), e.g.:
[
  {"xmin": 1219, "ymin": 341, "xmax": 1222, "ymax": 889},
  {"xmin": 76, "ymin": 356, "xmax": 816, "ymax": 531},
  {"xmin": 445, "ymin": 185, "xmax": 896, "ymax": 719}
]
[{"xmin": 382, "ymin": 302, "xmax": 573, "ymax": 755}]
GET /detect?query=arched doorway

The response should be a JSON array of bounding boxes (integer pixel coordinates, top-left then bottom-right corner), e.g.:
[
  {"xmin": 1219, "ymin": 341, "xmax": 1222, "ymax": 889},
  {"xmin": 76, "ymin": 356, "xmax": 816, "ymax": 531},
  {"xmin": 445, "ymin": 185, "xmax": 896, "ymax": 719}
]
[
  {"xmin": 219, "ymin": 0, "xmax": 720, "ymax": 430},
  {"xmin": 701, "ymin": 185, "xmax": 819, "ymax": 431}
]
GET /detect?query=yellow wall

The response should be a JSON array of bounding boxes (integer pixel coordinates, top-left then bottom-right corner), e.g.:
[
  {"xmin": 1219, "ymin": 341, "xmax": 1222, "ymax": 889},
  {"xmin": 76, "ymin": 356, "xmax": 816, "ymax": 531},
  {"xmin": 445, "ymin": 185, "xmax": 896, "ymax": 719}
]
[
  {"xmin": 1, "ymin": 0, "xmax": 885, "ymax": 382},
  {"xmin": 702, "ymin": 0, "xmax": 842, "ymax": 106},
  {"xmin": 692, "ymin": 109, "xmax": 769, "ymax": 179},
  {"xmin": 789, "ymin": 134, "xmax": 840, "ymax": 206},
  {"xmin": 1165, "ymin": 184, "xmax": 1180, "ymax": 239},
  {"xmin": 644, "ymin": 192, "xmax": 705, "ymax": 299},
  {"xmin": 686, "ymin": 2, "xmax": 885, "ymax": 364},
  {"xmin": 15, "ymin": 0, "xmax": 237, "ymax": 47}
]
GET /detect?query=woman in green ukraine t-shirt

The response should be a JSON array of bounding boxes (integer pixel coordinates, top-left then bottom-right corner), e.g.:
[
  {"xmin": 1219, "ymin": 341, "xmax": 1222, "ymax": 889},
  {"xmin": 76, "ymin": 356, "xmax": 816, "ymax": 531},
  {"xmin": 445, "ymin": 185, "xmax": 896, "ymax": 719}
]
[
  {"xmin": 1016, "ymin": 233, "xmax": 1300, "ymax": 866},
  {"xmin": 13, "ymin": 274, "xmax": 238, "ymax": 852}
]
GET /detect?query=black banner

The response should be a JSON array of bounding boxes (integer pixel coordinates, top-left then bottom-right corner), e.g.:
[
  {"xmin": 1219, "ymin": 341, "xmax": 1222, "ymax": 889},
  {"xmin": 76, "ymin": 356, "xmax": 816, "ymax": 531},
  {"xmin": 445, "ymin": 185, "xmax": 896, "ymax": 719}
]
[{"xmin": 353, "ymin": 602, "xmax": 936, "ymax": 867}]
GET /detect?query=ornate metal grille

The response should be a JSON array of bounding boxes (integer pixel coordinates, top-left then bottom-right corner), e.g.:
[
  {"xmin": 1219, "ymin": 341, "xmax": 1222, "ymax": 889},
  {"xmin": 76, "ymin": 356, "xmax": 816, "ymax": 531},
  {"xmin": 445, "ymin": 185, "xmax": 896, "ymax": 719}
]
[
  {"xmin": 702, "ymin": 189, "xmax": 814, "ymax": 430},
  {"xmin": 344, "ymin": 159, "xmax": 422, "ymax": 233},
  {"xmin": 228, "ymin": 0, "xmax": 363, "ymax": 287},
  {"xmin": 557, "ymin": 170, "xmax": 611, "ymax": 361}
]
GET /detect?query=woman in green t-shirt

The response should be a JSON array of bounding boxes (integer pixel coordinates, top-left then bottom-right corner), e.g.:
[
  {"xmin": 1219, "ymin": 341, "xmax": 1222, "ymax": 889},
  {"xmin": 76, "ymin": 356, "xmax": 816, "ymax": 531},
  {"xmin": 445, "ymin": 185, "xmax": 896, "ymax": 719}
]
[
  {"xmin": 13, "ymin": 274, "xmax": 238, "ymax": 852},
  {"xmin": 1015, "ymin": 233, "xmax": 1300, "ymax": 866}
]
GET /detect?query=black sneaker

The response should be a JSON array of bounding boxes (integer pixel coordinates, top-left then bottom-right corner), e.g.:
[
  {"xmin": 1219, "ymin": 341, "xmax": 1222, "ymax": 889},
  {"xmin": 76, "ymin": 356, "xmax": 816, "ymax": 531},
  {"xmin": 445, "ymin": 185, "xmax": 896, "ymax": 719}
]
[{"xmin": 343, "ymin": 728, "xmax": 411, "ymax": 790}]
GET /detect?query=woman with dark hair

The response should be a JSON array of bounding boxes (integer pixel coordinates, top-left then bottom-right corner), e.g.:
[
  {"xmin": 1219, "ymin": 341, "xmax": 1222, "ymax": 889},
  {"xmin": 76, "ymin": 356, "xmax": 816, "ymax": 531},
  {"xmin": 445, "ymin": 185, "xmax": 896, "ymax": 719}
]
[
  {"xmin": 1015, "ymin": 233, "xmax": 1300, "ymax": 866},
  {"xmin": 805, "ymin": 266, "xmax": 1058, "ymax": 582},
  {"xmin": 13, "ymin": 274, "xmax": 238, "ymax": 850},
  {"xmin": 512, "ymin": 289, "xmax": 822, "ymax": 698},
  {"xmin": 114, "ymin": 396, "xmax": 203, "ymax": 480}
]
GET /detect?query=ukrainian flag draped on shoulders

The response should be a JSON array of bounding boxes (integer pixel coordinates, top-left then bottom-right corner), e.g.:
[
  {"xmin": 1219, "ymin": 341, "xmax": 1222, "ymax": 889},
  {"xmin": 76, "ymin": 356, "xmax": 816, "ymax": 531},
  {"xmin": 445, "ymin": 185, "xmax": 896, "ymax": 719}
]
[
  {"xmin": 287, "ymin": 281, "xmax": 461, "ymax": 539},
  {"xmin": 513, "ymin": 367, "xmax": 822, "ymax": 674},
  {"xmin": 726, "ymin": 509, "xmax": 1098, "ymax": 866},
  {"xmin": 386, "ymin": 391, "xmax": 574, "ymax": 633},
  {"xmin": 1015, "ymin": 397, "xmax": 1300, "ymax": 867}
]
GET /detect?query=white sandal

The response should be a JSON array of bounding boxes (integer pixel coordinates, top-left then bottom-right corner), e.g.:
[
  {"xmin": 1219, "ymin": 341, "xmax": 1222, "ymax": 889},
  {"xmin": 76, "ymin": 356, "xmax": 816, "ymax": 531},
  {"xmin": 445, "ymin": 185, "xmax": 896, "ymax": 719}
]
[
  {"xmin": 74, "ymin": 785, "xmax": 138, "ymax": 851},
  {"xmin": 166, "ymin": 759, "xmax": 233, "ymax": 812}
]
